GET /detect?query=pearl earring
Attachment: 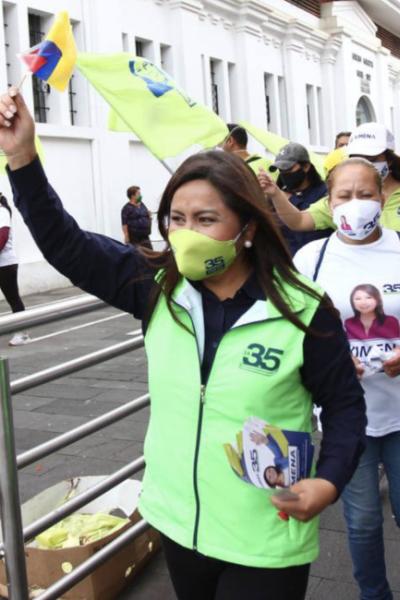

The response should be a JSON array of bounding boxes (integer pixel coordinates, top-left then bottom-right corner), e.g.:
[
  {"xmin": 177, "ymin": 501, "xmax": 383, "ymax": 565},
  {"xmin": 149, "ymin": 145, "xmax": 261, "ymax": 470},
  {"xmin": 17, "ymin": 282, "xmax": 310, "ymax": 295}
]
[{"xmin": 244, "ymin": 240, "xmax": 253, "ymax": 248}]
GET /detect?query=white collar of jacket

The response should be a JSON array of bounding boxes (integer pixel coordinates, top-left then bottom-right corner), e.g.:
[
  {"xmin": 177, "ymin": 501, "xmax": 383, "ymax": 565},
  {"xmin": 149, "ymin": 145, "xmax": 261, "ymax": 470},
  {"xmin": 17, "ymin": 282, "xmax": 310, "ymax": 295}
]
[{"xmin": 170, "ymin": 275, "xmax": 308, "ymax": 362}]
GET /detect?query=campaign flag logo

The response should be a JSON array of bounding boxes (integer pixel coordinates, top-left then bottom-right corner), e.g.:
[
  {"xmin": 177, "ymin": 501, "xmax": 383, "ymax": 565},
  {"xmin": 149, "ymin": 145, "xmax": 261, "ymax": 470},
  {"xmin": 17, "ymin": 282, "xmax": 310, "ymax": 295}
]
[{"xmin": 76, "ymin": 53, "xmax": 228, "ymax": 159}]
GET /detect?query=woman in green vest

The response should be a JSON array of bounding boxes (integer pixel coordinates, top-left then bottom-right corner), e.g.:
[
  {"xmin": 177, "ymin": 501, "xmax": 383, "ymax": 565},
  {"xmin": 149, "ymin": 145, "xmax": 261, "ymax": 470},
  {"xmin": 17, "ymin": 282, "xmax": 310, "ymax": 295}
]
[{"xmin": 0, "ymin": 89, "xmax": 366, "ymax": 600}]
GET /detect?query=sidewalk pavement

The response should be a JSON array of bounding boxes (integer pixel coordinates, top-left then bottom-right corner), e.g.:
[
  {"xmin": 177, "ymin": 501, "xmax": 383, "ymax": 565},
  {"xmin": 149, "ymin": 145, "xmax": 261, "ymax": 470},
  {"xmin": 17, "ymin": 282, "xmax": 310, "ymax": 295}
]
[{"xmin": 0, "ymin": 286, "xmax": 399, "ymax": 599}]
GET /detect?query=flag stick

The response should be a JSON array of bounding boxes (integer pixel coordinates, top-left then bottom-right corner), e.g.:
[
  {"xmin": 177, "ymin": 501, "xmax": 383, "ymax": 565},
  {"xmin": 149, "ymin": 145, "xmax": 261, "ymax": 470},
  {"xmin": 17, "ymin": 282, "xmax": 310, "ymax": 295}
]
[
  {"xmin": 16, "ymin": 71, "xmax": 30, "ymax": 93},
  {"xmin": 159, "ymin": 159, "xmax": 173, "ymax": 175}
]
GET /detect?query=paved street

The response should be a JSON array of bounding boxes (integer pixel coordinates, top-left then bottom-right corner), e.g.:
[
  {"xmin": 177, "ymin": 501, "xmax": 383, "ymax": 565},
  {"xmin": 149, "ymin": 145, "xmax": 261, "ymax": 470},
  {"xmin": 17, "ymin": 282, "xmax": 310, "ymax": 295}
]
[{"xmin": 0, "ymin": 286, "xmax": 399, "ymax": 599}]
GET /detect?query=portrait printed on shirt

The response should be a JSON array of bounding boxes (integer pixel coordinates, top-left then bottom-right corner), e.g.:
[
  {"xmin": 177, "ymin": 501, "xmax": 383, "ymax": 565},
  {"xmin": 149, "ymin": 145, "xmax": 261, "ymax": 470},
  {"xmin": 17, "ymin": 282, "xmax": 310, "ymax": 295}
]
[{"xmin": 345, "ymin": 283, "xmax": 400, "ymax": 376}]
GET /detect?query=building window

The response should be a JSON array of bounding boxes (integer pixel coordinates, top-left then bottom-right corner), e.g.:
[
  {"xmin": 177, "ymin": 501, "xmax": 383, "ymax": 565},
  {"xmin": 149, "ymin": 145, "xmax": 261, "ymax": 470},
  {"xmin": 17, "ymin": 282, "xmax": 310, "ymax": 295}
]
[
  {"xmin": 122, "ymin": 33, "xmax": 129, "ymax": 52},
  {"xmin": 264, "ymin": 73, "xmax": 280, "ymax": 132},
  {"xmin": 264, "ymin": 74, "xmax": 272, "ymax": 126},
  {"xmin": 306, "ymin": 84, "xmax": 323, "ymax": 145},
  {"xmin": 317, "ymin": 86, "xmax": 324, "ymax": 146},
  {"xmin": 306, "ymin": 84, "xmax": 315, "ymax": 144},
  {"xmin": 356, "ymin": 96, "xmax": 376, "ymax": 126},
  {"xmin": 160, "ymin": 44, "xmax": 172, "ymax": 74},
  {"xmin": 228, "ymin": 62, "xmax": 238, "ymax": 121},
  {"xmin": 278, "ymin": 76, "xmax": 288, "ymax": 137},
  {"xmin": 28, "ymin": 13, "xmax": 49, "ymax": 123},
  {"xmin": 135, "ymin": 38, "xmax": 153, "ymax": 60},
  {"xmin": 3, "ymin": 7, "xmax": 11, "ymax": 87},
  {"xmin": 135, "ymin": 39, "xmax": 143, "ymax": 56},
  {"xmin": 210, "ymin": 60, "xmax": 219, "ymax": 114},
  {"xmin": 68, "ymin": 75, "xmax": 77, "ymax": 125}
]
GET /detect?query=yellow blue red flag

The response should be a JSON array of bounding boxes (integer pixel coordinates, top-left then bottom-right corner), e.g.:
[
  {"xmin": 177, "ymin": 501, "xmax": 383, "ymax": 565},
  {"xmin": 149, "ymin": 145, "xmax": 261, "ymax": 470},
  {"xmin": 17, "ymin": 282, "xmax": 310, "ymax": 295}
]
[{"xmin": 19, "ymin": 11, "xmax": 76, "ymax": 92}]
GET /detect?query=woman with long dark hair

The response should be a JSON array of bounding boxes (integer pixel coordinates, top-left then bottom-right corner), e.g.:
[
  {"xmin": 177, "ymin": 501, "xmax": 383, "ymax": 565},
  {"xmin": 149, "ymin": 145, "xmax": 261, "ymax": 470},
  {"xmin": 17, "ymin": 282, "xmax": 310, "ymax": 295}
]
[
  {"xmin": 346, "ymin": 284, "xmax": 400, "ymax": 340},
  {"xmin": 0, "ymin": 88, "xmax": 366, "ymax": 600},
  {"xmin": 0, "ymin": 192, "xmax": 29, "ymax": 345}
]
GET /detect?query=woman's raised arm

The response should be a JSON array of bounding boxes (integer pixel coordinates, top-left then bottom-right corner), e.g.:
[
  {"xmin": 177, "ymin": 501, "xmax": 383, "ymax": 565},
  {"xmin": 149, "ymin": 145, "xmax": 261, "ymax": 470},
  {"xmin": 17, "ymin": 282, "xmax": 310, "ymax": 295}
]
[
  {"xmin": 258, "ymin": 168, "xmax": 316, "ymax": 232},
  {"xmin": 0, "ymin": 89, "xmax": 155, "ymax": 319}
]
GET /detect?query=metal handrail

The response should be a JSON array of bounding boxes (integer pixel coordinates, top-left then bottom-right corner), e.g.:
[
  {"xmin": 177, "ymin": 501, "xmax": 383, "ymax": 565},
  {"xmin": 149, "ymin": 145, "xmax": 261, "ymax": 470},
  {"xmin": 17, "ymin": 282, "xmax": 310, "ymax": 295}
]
[
  {"xmin": 0, "ymin": 294, "xmax": 105, "ymax": 334},
  {"xmin": 11, "ymin": 335, "xmax": 144, "ymax": 394},
  {"xmin": 0, "ymin": 302, "xmax": 151, "ymax": 599},
  {"xmin": 0, "ymin": 360, "xmax": 29, "ymax": 597},
  {"xmin": 17, "ymin": 393, "xmax": 149, "ymax": 469}
]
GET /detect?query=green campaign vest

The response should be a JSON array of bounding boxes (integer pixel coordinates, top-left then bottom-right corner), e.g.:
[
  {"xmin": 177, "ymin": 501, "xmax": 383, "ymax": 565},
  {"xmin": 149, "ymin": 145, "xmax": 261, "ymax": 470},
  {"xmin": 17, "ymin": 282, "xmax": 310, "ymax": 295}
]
[{"xmin": 139, "ymin": 276, "xmax": 322, "ymax": 567}]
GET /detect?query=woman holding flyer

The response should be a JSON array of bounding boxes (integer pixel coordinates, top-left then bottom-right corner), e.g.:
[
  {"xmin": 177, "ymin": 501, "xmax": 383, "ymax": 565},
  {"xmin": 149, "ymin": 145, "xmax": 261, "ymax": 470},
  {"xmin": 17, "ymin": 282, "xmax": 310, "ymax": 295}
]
[
  {"xmin": 0, "ymin": 88, "xmax": 366, "ymax": 600},
  {"xmin": 282, "ymin": 158, "xmax": 400, "ymax": 600}
]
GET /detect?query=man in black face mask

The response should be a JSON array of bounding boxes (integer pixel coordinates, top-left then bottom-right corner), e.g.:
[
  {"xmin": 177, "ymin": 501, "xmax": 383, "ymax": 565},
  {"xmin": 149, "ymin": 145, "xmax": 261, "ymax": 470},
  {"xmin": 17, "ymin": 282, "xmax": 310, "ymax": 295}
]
[{"xmin": 269, "ymin": 142, "xmax": 333, "ymax": 255}]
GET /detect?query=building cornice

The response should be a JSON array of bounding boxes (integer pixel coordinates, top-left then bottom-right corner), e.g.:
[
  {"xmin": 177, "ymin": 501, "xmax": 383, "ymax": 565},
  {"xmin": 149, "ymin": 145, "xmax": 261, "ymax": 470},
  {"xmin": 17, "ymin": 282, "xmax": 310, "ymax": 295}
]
[
  {"xmin": 167, "ymin": 0, "xmax": 331, "ymax": 46},
  {"xmin": 168, "ymin": 0, "xmax": 204, "ymax": 15},
  {"xmin": 321, "ymin": 34, "xmax": 342, "ymax": 65}
]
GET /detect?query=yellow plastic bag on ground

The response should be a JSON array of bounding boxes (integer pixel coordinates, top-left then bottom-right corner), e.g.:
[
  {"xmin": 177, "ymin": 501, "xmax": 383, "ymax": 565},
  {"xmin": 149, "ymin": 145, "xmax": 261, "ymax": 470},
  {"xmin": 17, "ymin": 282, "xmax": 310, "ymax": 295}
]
[{"xmin": 36, "ymin": 513, "xmax": 129, "ymax": 549}]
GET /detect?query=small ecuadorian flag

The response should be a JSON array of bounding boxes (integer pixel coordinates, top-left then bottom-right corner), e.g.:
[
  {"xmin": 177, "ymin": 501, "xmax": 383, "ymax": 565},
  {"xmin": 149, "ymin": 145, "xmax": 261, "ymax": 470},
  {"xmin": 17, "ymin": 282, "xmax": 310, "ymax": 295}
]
[{"xmin": 20, "ymin": 11, "xmax": 76, "ymax": 92}]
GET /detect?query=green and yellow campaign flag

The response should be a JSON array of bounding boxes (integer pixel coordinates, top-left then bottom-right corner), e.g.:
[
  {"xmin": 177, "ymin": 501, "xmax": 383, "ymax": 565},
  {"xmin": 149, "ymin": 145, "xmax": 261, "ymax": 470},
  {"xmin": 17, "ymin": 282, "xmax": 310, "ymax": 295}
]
[
  {"xmin": 239, "ymin": 120, "xmax": 326, "ymax": 179},
  {"xmin": 77, "ymin": 53, "xmax": 228, "ymax": 159}
]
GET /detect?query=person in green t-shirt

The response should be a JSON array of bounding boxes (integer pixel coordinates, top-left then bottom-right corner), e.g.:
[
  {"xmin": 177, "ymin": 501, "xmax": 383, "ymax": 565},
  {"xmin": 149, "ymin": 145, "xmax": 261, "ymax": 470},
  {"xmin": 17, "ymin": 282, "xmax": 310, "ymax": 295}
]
[
  {"xmin": 222, "ymin": 123, "xmax": 276, "ymax": 178},
  {"xmin": 259, "ymin": 123, "xmax": 400, "ymax": 232}
]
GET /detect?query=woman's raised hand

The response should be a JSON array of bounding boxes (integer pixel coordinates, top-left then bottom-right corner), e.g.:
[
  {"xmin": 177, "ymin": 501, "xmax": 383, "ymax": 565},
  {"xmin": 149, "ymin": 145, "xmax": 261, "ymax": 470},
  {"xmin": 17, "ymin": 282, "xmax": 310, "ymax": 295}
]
[{"xmin": 0, "ymin": 88, "xmax": 36, "ymax": 170}]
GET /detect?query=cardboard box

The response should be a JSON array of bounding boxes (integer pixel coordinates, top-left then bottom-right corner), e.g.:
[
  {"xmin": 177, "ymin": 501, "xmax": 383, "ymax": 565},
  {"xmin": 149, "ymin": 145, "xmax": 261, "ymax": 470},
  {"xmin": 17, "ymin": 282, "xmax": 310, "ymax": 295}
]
[{"xmin": 0, "ymin": 477, "xmax": 160, "ymax": 600}]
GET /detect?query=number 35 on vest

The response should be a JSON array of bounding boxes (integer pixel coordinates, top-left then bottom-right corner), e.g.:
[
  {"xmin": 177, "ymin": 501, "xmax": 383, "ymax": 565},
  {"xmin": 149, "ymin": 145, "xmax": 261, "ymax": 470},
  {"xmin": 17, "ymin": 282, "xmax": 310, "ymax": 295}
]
[{"xmin": 241, "ymin": 344, "xmax": 284, "ymax": 375}]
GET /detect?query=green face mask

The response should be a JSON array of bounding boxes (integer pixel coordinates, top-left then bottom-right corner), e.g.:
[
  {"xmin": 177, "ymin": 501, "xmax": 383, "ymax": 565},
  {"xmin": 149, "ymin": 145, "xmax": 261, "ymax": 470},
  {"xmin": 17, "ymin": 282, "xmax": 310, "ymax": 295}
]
[
  {"xmin": 168, "ymin": 228, "xmax": 244, "ymax": 281},
  {"xmin": 136, "ymin": 195, "xmax": 142, "ymax": 203}
]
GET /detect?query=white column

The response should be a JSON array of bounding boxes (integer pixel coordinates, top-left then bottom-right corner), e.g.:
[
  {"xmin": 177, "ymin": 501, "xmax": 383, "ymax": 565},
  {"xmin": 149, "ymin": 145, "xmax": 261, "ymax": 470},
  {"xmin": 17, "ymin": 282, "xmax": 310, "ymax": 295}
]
[
  {"xmin": 168, "ymin": 1, "xmax": 204, "ymax": 100},
  {"xmin": 392, "ymin": 73, "xmax": 400, "ymax": 151},
  {"xmin": 282, "ymin": 23, "xmax": 308, "ymax": 142},
  {"xmin": 320, "ymin": 35, "xmax": 342, "ymax": 148},
  {"xmin": 375, "ymin": 47, "xmax": 391, "ymax": 125},
  {"xmin": 332, "ymin": 33, "xmax": 356, "ymax": 131}
]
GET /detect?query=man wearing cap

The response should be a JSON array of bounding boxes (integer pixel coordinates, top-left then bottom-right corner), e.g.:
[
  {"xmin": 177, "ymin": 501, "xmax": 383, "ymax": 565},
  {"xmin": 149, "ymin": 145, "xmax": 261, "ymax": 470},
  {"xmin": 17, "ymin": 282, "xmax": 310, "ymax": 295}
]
[
  {"xmin": 260, "ymin": 123, "xmax": 400, "ymax": 234},
  {"xmin": 268, "ymin": 142, "xmax": 333, "ymax": 255}
]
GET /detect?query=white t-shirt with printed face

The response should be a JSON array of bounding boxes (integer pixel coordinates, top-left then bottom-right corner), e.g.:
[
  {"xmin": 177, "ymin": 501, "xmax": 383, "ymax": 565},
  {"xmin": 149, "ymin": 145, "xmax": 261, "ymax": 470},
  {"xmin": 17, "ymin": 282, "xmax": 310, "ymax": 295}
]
[
  {"xmin": 294, "ymin": 229, "xmax": 400, "ymax": 437},
  {"xmin": 0, "ymin": 206, "xmax": 17, "ymax": 267}
]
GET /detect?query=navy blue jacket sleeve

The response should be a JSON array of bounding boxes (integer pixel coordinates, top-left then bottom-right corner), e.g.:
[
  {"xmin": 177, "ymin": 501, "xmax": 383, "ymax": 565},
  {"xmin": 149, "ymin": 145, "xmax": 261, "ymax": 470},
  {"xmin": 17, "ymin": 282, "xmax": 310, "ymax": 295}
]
[
  {"xmin": 301, "ymin": 304, "xmax": 367, "ymax": 497},
  {"xmin": 7, "ymin": 158, "xmax": 155, "ymax": 319}
]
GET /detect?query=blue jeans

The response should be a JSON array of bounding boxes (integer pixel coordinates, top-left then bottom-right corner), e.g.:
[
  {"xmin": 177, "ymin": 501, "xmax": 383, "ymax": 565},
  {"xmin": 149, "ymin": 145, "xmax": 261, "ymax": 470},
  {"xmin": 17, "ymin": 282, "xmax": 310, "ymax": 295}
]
[{"xmin": 342, "ymin": 433, "xmax": 400, "ymax": 600}]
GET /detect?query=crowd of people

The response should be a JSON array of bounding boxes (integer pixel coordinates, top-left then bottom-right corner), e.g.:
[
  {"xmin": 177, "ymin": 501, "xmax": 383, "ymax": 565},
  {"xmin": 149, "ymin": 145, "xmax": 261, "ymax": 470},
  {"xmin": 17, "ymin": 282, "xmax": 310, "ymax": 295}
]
[{"xmin": 0, "ymin": 84, "xmax": 399, "ymax": 600}]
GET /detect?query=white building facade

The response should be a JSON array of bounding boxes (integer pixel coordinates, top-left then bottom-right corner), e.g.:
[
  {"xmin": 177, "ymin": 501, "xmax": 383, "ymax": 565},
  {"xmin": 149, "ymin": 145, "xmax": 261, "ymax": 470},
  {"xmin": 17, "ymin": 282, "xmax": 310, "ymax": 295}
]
[{"xmin": 0, "ymin": 0, "xmax": 400, "ymax": 295}]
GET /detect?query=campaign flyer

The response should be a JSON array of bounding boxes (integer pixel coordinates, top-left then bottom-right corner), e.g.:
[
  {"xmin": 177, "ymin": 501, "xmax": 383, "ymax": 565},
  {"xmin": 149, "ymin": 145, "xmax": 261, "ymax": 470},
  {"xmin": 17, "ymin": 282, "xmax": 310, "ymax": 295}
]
[{"xmin": 224, "ymin": 416, "xmax": 314, "ymax": 490}]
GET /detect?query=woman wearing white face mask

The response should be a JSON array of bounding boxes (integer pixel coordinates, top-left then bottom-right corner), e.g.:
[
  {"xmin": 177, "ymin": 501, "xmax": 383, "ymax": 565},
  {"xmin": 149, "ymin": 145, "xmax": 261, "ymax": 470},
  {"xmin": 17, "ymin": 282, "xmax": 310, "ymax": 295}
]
[
  {"xmin": 258, "ymin": 122, "xmax": 400, "ymax": 234},
  {"xmin": 0, "ymin": 89, "xmax": 367, "ymax": 600},
  {"xmin": 293, "ymin": 158, "xmax": 400, "ymax": 600}
]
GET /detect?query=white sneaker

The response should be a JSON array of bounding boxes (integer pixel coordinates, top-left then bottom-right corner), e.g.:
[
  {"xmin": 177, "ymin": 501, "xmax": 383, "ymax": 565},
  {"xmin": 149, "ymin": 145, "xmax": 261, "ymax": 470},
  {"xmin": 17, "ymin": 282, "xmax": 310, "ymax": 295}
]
[{"xmin": 8, "ymin": 332, "xmax": 31, "ymax": 346}]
